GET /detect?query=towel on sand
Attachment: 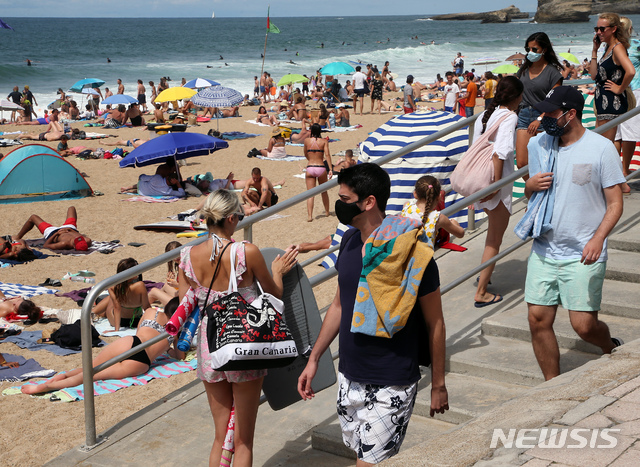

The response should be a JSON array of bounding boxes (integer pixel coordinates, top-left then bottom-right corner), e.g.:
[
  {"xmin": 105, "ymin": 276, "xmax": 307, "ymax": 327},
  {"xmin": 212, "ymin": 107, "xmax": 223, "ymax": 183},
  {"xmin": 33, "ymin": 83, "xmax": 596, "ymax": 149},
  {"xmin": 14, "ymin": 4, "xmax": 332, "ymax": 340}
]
[
  {"xmin": 0, "ymin": 249, "xmax": 50, "ymax": 265},
  {"xmin": 0, "ymin": 281, "xmax": 57, "ymax": 298},
  {"xmin": 1, "ymin": 330, "xmax": 97, "ymax": 356},
  {"xmin": 123, "ymin": 195, "xmax": 180, "ymax": 203},
  {"xmin": 4, "ymin": 354, "xmax": 197, "ymax": 401},
  {"xmin": 26, "ymin": 239, "xmax": 124, "ymax": 255},
  {"xmin": 0, "ymin": 353, "xmax": 56, "ymax": 382}
]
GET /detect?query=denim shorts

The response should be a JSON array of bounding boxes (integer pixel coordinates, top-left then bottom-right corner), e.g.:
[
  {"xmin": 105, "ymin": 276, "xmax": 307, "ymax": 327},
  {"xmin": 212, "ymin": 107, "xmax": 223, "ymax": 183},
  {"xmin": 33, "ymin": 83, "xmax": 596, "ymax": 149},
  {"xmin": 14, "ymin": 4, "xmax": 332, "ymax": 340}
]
[
  {"xmin": 517, "ymin": 106, "xmax": 542, "ymax": 130},
  {"xmin": 524, "ymin": 252, "xmax": 606, "ymax": 311}
]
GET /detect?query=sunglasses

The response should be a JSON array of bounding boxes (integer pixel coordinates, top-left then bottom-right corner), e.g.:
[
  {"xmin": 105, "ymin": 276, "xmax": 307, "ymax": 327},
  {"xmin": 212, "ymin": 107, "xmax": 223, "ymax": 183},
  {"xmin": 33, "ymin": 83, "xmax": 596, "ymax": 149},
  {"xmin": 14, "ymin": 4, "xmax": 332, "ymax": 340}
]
[
  {"xmin": 234, "ymin": 212, "xmax": 245, "ymax": 222},
  {"xmin": 594, "ymin": 26, "xmax": 610, "ymax": 33},
  {"xmin": 525, "ymin": 46, "xmax": 541, "ymax": 53}
]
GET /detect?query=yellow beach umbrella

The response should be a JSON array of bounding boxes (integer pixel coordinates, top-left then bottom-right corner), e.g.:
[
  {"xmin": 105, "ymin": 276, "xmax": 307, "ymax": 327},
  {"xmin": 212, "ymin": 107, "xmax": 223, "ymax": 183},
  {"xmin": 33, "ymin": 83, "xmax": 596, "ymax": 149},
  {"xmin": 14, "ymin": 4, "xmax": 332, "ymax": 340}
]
[
  {"xmin": 559, "ymin": 52, "xmax": 580, "ymax": 65},
  {"xmin": 492, "ymin": 64, "xmax": 520, "ymax": 74},
  {"xmin": 155, "ymin": 86, "xmax": 197, "ymax": 103}
]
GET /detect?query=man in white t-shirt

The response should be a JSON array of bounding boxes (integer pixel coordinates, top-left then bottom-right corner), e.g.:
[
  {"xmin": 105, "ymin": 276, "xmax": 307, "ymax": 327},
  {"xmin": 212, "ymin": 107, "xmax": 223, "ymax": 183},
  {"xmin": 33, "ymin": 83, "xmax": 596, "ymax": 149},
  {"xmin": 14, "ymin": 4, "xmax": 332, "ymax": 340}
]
[
  {"xmin": 524, "ymin": 86, "xmax": 625, "ymax": 381},
  {"xmin": 351, "ymin": 66, "xmax": 367, "ymax": 115},
  {"xmin": 443, "ymin": 72, "xmax": 459, "ymax": 113}
]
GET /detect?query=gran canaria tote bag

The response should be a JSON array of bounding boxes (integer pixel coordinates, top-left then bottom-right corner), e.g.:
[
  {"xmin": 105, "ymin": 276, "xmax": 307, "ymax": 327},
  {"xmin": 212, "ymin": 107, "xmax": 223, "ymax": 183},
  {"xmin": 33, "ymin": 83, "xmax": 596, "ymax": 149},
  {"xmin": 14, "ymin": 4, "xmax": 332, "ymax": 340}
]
[
  {"xmin": 204, "ymin": 242, "xmax": 298, "ymax": 371},
  {"xmin": 450, "ymin": 112, "xmax": 513, "ymax": 197}
]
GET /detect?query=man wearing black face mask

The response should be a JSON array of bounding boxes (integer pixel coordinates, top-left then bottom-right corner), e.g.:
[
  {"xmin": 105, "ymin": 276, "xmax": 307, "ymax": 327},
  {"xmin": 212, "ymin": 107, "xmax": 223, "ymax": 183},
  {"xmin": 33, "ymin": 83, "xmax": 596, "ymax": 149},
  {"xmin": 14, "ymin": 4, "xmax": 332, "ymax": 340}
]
[
  {"xmin": 297, "ymin": 163, "xmax": 448, "ymax": 465},
  {"xmin": 524, "ymin": 86, "xmax": 626, "ymax": 381}
]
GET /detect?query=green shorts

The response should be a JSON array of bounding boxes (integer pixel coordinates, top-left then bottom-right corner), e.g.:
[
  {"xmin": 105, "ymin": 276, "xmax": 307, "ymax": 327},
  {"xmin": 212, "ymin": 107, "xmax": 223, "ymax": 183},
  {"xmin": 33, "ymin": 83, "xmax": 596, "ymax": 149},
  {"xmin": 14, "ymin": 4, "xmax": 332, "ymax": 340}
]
[{"xmin": 525, "ymin": 252, "xmax": 606, "ymax": 312}]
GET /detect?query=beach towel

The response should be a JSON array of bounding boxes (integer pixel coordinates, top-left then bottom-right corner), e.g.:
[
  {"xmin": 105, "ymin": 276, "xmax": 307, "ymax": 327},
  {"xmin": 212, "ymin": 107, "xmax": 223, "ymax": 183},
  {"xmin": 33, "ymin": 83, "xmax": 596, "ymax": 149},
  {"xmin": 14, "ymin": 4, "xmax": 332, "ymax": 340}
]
[
  {"xmin": 0, "ymin": 138, "xmax": 22, "ymax": 147},
  {"xmin": 350, "ymin": 215, "xmax": 434, "ymax": 338},
  {"xmin": 123, "ymin": 195, "xmax": 181, "ymax": 203},
  {"xmin": 83, "ymin": 123, "xmax": 104, "ymax": 127},
  {"xmin": 221, "ymin": 131, "xmax": 260, "ymax": 140},
  {"xmin": 0, "ymin": 354, "xmax": 56, "ymax": 382},
  {"xmin": 93, "ymin": 318, "xmax": 137, "ymax": 337},
  {"xmin": 0, "ymin": 249, "xmax": 50, "ymax": 265},
  {"xmin": 257, "ymin": 155, "xmax": 305, "ymax": 162},
  {"xmin": 26, "ymin": 239, "xmax": 124, "ymax": 255},
  {"xmin": 55, "ymin": 281, "xmax": 163, "ymax": 304},
  {"xmin": 82, "ymin": 132, "xmax": 109, "ymax": 140},
  {"xmin": 324, "ymin": 125, "xmax": 362, "ymax": 132},
  {"xmin": 4, "ymin": 354, "xmax": 198, "ymax": 402},
  {"xmin": 0, "ymin": 281, "xmax": 57, "ymax": 299},
  {"xmin": 514, "ymin": 134, "xmax": 557, "ymax": 241},
  {"xmin": 0, "ymin": 330, "xmax": 97, "ymax": 356}
]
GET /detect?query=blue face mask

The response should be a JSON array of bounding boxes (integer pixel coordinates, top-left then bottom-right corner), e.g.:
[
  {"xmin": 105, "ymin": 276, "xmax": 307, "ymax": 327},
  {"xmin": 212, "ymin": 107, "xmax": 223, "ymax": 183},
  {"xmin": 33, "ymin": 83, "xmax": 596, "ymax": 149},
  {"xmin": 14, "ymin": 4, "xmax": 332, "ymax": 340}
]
[
  {"xmin": 527, "ymin": 51, "xmax": 543, "ymax": 63},
  {"xmin": 541, "ymin": 111, "xmax": 570, "ymax": 137}
]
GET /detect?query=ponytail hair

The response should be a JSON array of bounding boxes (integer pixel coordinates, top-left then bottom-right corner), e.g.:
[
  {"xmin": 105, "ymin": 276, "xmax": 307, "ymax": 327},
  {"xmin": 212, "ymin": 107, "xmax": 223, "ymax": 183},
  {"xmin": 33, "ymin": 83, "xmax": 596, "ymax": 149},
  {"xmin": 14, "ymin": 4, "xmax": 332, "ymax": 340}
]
[
  {"xmin": 481, "ymin": 76, "xmax": 524, "ymax": 134},
  {"xmin": 414, "ymin": 175, "xmax": 441, "ymax": 227}
]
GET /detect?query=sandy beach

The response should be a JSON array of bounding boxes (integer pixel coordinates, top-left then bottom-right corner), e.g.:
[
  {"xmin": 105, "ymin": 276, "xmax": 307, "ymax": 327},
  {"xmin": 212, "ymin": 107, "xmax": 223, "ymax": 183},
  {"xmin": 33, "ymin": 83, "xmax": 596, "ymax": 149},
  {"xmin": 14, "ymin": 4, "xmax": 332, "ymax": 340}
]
[{"xmin": 0, "ymin": 92, "xmax": 464, "ymax": 465}]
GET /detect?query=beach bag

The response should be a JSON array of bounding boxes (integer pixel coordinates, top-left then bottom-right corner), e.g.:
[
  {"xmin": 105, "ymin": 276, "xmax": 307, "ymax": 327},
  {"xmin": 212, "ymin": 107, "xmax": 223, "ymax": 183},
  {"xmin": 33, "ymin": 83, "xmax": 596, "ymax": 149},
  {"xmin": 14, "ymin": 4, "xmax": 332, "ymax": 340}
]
[
  {"xmin": 204, "ymin": 243, "xmax": 298, "ymax": 371},
  {"xmin": 450, "ymin": 112, "xmax": 513, "ymax": 197},
  {"xmin": 51, "ymin": 319, "xmax": 101, "ymax": 350}
]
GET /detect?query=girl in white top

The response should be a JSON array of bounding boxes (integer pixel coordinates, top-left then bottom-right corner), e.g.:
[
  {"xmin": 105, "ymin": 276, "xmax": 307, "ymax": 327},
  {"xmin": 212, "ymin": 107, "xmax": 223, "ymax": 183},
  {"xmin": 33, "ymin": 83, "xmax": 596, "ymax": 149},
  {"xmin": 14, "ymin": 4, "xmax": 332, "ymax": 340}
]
[
  {"xmin": 471, "ymin": 76, "xmax": 524, "ymax": 307},
  {"xmin": 401, "ymin": 175, "xmax": 464, "ymax": 247}
]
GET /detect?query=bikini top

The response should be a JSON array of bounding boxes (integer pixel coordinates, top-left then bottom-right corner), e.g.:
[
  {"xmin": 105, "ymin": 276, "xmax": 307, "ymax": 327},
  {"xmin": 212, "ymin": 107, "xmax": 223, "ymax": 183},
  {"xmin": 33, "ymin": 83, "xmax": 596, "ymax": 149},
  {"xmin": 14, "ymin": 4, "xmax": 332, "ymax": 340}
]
[
  {"xmin": 308, "ymin": 137, "xmax": 324, "ymax": 153},
  {"xmin": 139, "ymin": 309, "xmax": 174, "ymax": 344}
]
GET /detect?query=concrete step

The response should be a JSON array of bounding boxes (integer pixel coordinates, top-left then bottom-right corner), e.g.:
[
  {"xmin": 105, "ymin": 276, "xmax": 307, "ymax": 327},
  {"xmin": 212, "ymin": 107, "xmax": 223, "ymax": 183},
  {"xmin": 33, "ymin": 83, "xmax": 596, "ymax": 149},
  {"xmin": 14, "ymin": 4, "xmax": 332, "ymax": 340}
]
[
  {"xmin": 312, "ymin": 413, "xmax": 456, "ymax": 461},
  {"xmin": 481, "ymin": 304, "xmax": 640, "ymax": 354},
  {"xmin": 601, "ymin": 279, "xmax": 640, "ymax": 319},
  {"xmin": 446, "ymin": 335, "xmax": 598, "ymax": 386},
  {"xmin": 413, "ymin": 372, "xmax": 529, "ymax": 425},
  {"xmin": 606, "ymin": 249, "xmax": 640, "ymax": 283},
  {"xmin": 609, "ymin": 216, "xmax": 640, "ymax": 252}
]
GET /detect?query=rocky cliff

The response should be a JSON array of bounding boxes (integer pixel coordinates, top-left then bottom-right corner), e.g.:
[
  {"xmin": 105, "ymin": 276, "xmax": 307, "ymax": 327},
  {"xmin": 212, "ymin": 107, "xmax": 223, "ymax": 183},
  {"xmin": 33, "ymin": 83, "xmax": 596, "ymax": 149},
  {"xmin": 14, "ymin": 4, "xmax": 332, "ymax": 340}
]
[
  {"xmin": 592, "ymin": 0, "xmax": 640, "ymax": 14},
  {"xmin": 533, "ymin": 0, "xmax": 592, "ymax": 23},
  {"xmin": 429, "ymin": 5, "xmax": 529, "ymax": 21}
]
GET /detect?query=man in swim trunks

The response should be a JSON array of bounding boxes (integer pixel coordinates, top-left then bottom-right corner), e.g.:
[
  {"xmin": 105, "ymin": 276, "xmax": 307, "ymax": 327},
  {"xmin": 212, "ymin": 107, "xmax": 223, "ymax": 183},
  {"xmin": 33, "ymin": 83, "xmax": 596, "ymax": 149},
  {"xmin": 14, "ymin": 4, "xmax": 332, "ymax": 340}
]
[
  {"xmin": 105, "ymin": 138, "xmax": 147, "ymax": 148},
  {"xmin": 15, "ymin": 206, "xmax": 92, "ymax": 251},
  {"xmin": 117, "ymin": 79, "xmax": 124, "ymax": 95},
  {"xmin": 137, "ymin": 79, "xmax": 147, "ymax": 112},
  {"xmin": 352, "ymin": 66, "xmax": 367, "ymax": 115},
  {"xmin": 20, "ymin": 130, "xmax": 66, "ymax": 142},
  {"xmin": 241, "ymin": 167, "xmax": 281, "ymax": 214}
]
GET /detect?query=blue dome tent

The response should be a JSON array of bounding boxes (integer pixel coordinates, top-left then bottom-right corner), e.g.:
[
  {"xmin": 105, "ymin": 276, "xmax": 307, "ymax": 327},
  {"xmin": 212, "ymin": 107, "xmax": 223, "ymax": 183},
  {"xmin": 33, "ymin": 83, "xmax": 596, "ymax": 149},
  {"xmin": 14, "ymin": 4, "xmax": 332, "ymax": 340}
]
[{"xmin": 0, "ymin": 144, "xmax": 93, "ymax": 204}]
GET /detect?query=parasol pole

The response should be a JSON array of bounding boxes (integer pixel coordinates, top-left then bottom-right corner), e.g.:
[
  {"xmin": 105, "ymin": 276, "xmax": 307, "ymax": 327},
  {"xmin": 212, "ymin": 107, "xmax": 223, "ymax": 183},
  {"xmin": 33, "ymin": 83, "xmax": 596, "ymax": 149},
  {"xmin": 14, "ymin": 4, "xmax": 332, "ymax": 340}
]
[{"xmin": 260, "ymin": 7, "xmax": 270, "ymax": 80}]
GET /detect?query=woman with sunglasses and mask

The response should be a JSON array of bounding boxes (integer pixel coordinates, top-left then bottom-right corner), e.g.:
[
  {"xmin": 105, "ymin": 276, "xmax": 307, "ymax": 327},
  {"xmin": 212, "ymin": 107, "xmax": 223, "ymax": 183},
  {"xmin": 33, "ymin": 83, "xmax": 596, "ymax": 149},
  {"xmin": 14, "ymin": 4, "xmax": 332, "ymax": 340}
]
[
  {"xmin": 515, "ymin": 32, "xmax": 564, "ymax": 172},
  {"xmin": 590, "ymin": 12, "xmax": 636, "ymax": 143},
  {"xmin": 178, "ymin": 189, "xmax": 298, "ymax": 467}
]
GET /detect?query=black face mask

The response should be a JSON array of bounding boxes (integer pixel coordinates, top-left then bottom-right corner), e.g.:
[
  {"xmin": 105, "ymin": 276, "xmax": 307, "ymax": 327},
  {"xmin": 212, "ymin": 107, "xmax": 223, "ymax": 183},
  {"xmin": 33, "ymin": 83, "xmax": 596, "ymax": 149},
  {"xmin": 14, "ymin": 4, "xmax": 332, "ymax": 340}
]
[{"xmin": 335, "ymin": 199, "xmax": 364, "ymax": 225}]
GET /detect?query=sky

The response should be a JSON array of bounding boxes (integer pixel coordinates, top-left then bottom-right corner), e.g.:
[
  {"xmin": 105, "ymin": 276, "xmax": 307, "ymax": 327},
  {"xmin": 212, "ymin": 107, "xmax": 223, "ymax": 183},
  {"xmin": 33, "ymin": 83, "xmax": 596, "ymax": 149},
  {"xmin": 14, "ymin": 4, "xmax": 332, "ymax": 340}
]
[{"xmin": 1, "ymin": 0, "xmax": 538, "ymax": 18}]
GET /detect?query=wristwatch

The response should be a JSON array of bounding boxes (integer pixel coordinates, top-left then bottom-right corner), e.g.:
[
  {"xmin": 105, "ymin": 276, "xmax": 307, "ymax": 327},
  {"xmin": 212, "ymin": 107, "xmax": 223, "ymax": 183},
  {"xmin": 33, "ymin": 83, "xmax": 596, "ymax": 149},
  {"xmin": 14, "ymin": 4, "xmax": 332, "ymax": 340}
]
[{"xmin": 536, "ymin": 116, "xmax": 543, "ymax": 122}]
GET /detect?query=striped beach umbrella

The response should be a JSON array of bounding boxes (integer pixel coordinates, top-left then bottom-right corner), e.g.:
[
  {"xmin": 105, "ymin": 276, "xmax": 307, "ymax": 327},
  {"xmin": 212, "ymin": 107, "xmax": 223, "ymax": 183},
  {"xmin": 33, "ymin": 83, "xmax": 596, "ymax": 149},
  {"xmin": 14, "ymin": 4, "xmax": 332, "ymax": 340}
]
[{"xmin": 359, "ymin": 110, "xmax": 472, "ymax": 217}]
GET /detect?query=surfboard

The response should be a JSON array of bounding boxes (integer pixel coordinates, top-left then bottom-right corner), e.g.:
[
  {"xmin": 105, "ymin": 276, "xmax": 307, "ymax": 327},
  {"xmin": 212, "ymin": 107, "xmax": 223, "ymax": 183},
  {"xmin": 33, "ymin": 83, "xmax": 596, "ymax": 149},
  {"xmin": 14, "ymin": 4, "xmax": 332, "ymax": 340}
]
[
  {"xmin": 260, "ymin": 248, "xmax": 337, "ymax": 411},
  {"xmin": 133, "ymin": 221, "xmax": 207, "ymax": 232}
]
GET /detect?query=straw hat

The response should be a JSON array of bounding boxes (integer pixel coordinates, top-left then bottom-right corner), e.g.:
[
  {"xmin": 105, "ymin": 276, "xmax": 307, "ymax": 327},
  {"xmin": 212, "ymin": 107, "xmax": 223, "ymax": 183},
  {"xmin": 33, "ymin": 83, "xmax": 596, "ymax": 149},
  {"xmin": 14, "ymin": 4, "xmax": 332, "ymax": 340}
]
[
  {"xmin": 176, "ymin": 112, "xmax": 185, "ymax": 119},
  {"xmin": 271, "ymin": 127, "xmax": 283, "ymax": 136},
  {"xmin": 279, "ymin": 101, "xmax": 289, "ymax": 107}
]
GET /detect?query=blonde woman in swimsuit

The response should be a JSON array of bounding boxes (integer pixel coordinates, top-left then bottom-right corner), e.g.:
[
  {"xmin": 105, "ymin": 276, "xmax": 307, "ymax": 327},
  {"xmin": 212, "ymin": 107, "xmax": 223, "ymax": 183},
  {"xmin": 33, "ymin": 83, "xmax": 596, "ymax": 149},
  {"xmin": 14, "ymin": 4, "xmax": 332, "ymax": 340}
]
[
  {"xmin": 303, "ymin": 123, "xmax": 333, "ymax": 222},
  {"xmin": 92, "ymin": 257, "xmax": 151, "ymax": 332}
]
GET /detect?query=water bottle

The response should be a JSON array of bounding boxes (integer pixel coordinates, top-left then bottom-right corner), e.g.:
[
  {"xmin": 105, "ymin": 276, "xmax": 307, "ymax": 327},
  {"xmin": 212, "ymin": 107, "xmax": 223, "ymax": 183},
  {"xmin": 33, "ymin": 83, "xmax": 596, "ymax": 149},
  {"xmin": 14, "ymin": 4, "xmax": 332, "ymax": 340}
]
[
  {"xmin": 177, "ymin": 306, "xmax": 200, "ymax": 352},
  {"xmin": 70, "ymin": 276, "xmax": 95, "ymax": 284}
]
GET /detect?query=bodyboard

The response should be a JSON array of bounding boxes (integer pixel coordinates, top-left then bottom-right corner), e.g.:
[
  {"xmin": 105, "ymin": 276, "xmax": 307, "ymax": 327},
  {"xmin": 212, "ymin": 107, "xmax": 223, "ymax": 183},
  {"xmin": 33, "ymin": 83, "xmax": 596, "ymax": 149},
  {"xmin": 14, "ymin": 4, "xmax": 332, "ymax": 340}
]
[
  {"xmin": 134, "ymin": 221, "xmax": 207, "ymax": 232},
  {"xmin": 260, "ymin": 248, "xmax": 337, "ymax": 410}
]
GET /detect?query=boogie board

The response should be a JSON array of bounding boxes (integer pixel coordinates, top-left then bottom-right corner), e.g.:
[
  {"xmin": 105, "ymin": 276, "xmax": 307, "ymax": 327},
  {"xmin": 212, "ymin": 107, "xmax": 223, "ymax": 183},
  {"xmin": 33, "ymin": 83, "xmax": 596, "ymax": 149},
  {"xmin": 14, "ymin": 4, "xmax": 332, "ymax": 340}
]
[
  {"xmin": 134, "ymin": 221, "xmax": 207, "ymax": 232},
  {"xmin": 260, "ymin": 248, "xmax": 337, "ymax": 410}
]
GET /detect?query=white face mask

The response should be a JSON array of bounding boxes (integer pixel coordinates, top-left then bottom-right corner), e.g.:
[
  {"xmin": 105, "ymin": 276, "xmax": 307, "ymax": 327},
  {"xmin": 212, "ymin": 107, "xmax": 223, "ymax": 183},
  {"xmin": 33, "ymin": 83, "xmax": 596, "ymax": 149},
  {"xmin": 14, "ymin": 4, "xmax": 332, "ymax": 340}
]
[{"xmin": 527, "ymin": 51, "xmax": 543, "ymax": 63}]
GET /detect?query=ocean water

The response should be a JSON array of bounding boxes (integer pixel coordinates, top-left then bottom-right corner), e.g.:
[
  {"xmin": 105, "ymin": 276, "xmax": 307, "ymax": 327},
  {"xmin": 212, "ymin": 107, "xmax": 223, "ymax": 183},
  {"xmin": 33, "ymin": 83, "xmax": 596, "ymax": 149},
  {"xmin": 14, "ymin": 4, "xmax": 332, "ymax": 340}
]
[{"xmin": 1, "ymin": 14, "xmax": 638, "ymax": 111}]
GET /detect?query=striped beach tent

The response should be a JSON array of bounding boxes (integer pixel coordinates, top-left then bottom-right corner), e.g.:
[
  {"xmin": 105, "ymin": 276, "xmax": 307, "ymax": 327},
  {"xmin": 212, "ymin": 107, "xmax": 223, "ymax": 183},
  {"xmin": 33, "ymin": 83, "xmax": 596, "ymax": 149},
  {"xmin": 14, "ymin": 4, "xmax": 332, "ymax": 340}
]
[{"xmin": 358, "ymin": 110, "xmax": 482, "ymax": 224}]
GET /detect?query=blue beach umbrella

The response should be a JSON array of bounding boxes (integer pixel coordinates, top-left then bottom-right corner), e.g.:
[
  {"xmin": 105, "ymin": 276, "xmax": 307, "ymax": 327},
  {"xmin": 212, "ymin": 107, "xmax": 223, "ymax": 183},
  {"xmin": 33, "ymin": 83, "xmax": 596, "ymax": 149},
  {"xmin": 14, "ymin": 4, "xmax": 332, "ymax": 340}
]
[
  {"xmin": 69, "ymin": 78, "xmax": 105, "ymax": 92},
  {"xmin": 191, "ymin": 85, "xmax": 244, "ymax": 108},
  {"xmin": 102, "ymin": 94, "xmax": 139, "ymax": 105},
  {"xmin": 183, "ymin": 78, "xmax": 221, "ymax": 89},
  {"xmin": 119, "ymin": 132, "xmax": 228, "ymax": 168},
  {"xmin": 320, "ymin": 61, "xmax": 355, "ymax": 76},
  {"xmin": 359, "ymin": 110, "xmax": 473, "ymax": 220}
]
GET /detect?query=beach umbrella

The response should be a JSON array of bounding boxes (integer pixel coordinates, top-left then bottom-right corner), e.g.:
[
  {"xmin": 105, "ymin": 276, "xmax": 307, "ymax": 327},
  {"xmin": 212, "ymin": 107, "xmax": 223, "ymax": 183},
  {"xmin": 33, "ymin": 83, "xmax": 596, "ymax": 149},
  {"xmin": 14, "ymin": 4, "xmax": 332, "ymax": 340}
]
[
  {"xmin": 183, "ymin": 78, "xmax": 221, "ymax": 89},
  {"xmin": 320, "ymin": 62, "xmax": 355, "ymax": 76},
  {"xmin": 191, "ymin": 85, "xmax": 244, "ymax": 131},
  {"xmin": 81, "ymin": 88, "xmax": 99, "ymax": 96},
  {"xmin": 472, "ymin": 57, "xmax": 501, "ymax": 66},
  {"xmin": 119, "ymin": 132, "xmax": 229, "ymax": 168},
  {"xmin": 0, "ymin": 19, "xmax": 14, "ymax": 30},
  {"xmin": 559, "ymin": 52, "xmax": 580, "ymax": 64},
  {"xmin": 155, "ymin": 87, "xmax": 197, "ymax": 103},
  {"xmin": 277, "ymin": 74, "xmax": 309, "ymax": 87},
  {"xmin": 102, "ymin": 94, "xmax": 139, "ymax": 105},
  {"xmin": 359, "ymin": 110, "xmax": 470, "ymax": 217},
  {"xmin": 505, "ymin": 53, "xmax": 526, "ymax": 61},
  {"xmin": 0, "ymin": 99, "xmax": 23, "ymax": 119},
  {"xmin": 492, "ymin": 64, "xmax": 520, "ymax": 74},
  {"xmin": 69, "ymin": 78, "xmax": 105, "ymax": 93}
]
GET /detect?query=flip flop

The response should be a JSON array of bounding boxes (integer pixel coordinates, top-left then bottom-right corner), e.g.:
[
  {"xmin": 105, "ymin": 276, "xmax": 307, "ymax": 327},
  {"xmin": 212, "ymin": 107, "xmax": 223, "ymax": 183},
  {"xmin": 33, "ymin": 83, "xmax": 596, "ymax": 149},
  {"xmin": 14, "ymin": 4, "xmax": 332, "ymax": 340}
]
[
  {"xmin": 474, "ymin": 294, "xmax": 503, "ymax": 308},
  {"xmin": 39, "ymin": 278, "xmax": 62, "ymax": 287}
]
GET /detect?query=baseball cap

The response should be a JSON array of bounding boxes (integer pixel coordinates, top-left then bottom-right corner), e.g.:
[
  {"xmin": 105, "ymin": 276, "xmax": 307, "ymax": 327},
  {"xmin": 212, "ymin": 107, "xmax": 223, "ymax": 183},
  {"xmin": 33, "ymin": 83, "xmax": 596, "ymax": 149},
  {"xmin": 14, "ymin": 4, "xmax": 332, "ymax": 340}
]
[
  {"xmin": 534, "ymin": 86, "xmax": 584, "ymax": 114},
  {"xmin": 74, "ymin": 236, "xmax": 89, "ymax": 251}
]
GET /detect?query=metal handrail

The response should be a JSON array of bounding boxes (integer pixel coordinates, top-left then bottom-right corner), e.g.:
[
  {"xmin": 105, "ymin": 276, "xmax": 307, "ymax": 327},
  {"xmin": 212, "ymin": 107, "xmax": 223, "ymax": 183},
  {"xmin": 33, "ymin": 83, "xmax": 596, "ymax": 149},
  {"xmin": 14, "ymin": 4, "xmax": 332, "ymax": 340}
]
[{"xmin": 78, "ymin": 96, "xmax": 640, "ymax": 448}]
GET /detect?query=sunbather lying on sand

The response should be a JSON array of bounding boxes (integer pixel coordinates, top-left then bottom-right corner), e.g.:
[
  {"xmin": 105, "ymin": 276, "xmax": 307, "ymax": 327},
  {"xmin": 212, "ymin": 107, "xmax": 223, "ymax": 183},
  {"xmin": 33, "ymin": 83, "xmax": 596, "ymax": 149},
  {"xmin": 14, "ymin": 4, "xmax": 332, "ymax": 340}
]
[
  {"xmin": 22, "ymin": 298, "xmax": 183, "ymax": 395},
  {"xmin": 0, "ymin": 289, "xmax": 42, "ymax": 323},
  {"xmin": 15, "ymin": 205, "xmax": 92, "ymax": 251}
]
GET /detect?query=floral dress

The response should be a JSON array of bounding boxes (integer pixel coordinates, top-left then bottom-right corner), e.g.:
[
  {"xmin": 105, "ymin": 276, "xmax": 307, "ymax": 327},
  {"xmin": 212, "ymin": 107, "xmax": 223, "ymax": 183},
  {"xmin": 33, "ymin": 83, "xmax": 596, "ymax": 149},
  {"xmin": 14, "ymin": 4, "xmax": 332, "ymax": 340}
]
[
  {"xmin": 401, "ymin": 199, "xmax": 439, "ymax": 247},
  {"xmin": 180, "ymin": 242, "xmax": 266, "ymax": 383}
]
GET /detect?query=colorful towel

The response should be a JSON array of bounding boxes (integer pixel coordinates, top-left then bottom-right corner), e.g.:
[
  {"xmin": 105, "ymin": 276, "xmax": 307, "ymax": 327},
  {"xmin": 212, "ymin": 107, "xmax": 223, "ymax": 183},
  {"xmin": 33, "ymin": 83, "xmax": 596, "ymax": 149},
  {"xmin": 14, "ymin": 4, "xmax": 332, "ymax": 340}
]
[
  {"xmin": 350, "ymin": 215, "xmax": 434, "ymax": 338},
  {"xmin": 0, "ymin": 281, "xmax": 57, "ymax": 298},
  {"xmin": 55, "ymin": 281, "xmax": 162, "ymax": 303},
  {"xmin": 123, "ymin": 195, "xmax": 180, "ymax": 203},
  {"xmin": 0, "ymin": 354, "xmax": 56, "ymax": 382},
  {"xmin": 25, "ymin": 238, "xmax": 123, "ymax": 256},
  {"xmin": 4, "ymin": 354, "xmax": 197, "ymax": 402}
]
